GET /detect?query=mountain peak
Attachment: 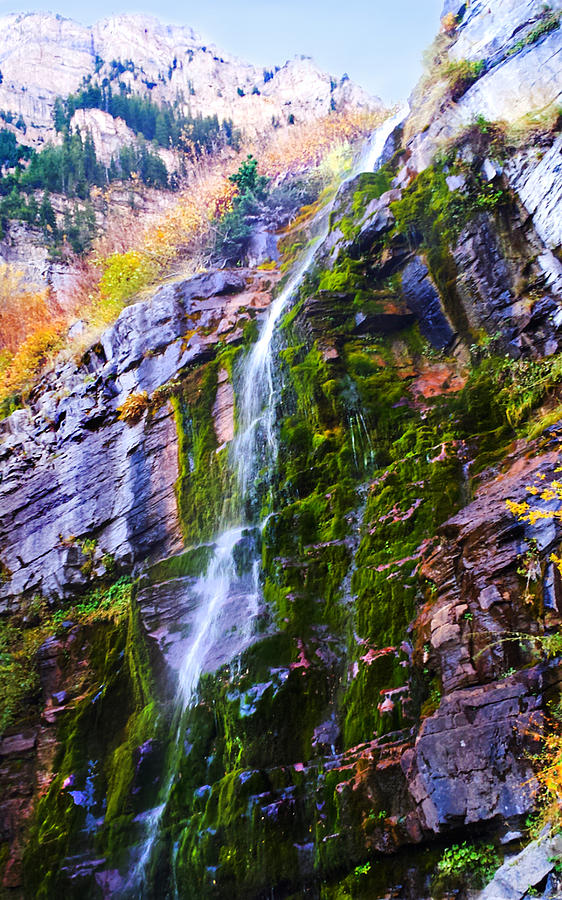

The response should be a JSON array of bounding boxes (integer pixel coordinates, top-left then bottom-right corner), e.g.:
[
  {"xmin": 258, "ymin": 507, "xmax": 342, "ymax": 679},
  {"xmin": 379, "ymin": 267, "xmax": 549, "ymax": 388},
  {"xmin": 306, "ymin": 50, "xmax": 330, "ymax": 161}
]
[{"xmin": 0, "ymin": 11, "xmax": 380, "ymax": 147}]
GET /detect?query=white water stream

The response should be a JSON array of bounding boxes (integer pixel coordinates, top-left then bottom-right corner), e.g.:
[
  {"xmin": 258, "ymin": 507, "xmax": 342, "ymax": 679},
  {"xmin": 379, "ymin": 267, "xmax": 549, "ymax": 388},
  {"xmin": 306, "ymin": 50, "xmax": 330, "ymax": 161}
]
[{"xmin": 127, "ymin": 106, "xmax": 408, "ymax": 895}]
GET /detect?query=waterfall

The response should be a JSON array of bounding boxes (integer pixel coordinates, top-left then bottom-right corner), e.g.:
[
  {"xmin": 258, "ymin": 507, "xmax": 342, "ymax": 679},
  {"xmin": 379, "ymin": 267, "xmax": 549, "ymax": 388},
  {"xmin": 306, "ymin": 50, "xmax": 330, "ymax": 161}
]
[
  {"xmin": 127, "ymin": 107, "xmax": 406, "ymax": 895},
  {"xmin": 358, "ymin": 104, "xmax": 409, "ymax": 173}
]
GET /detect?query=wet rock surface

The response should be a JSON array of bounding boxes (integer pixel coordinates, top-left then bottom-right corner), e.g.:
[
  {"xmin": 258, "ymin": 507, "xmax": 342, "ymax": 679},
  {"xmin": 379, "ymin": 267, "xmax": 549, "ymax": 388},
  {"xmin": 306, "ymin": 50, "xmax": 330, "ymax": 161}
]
[
  {"xmin": 477, "ymin": 828, "xmax": 562, "ymax": 899},
  {"xmin": 401, "ymin": 257, "xmax": 455, "ymax": 349}
]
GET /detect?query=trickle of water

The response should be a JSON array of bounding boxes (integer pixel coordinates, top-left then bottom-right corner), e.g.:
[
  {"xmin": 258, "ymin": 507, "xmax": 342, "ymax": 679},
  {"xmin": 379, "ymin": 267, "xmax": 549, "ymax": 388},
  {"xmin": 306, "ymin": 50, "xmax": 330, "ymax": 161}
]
[
  {"xmin": 128, "ymin": 108, "xmax": 406, "ymax": 895},
  {"xmin": 177, "ymin": 527, "xmax": 249, "ymax": 703},
  {"xmin": 234, "ymin": 221, "xmax": 332, "ymax": 498}
]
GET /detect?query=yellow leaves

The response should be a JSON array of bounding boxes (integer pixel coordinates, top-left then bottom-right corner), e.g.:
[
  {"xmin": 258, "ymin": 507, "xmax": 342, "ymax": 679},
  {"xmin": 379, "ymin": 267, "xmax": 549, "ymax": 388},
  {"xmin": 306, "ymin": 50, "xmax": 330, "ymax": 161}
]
[
  {"xmin": 0, "ymin": 325, "xmax": 65, "ymax": 399},
  {"xmin": 508, "ymin": 470, "xmax": 562, "ymax": 525},
  {"xmin": 506, "ymin": 499, "xmax": 530, "ymax": 517},
  {"xmin": 441, "ymin": 12, "xmax": 458, "ymax": 34},
  {"xmin": 99, "ymin": 251, "xmax": 155, "ymax": 303},
  {"xmin": 530, "ymin": 716, "xmax": 562, "ymax": 832},
  {"xmin": 118, "ymin": 391, "xmax": 150, "ymax": 424}
]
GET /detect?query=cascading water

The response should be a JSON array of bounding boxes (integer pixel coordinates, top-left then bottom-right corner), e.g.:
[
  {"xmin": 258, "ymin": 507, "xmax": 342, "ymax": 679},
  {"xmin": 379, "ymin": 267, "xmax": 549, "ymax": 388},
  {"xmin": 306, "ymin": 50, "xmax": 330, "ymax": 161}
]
[
  {"xmin": 359, "ymin": 104, "xmax": 409, "ymax": 173},
  {"xmin": 127, "ymin": 106, "xmax": 407, "ymax": 895}
]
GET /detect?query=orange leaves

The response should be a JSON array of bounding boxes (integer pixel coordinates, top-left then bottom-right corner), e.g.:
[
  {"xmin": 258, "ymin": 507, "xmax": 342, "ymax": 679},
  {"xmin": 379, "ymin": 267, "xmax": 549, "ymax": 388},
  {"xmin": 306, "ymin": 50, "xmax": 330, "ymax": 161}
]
[
  {"xmin": 0, "ymin": 265, "xmax": 58, "ymax": 355},
  {"xmin": 0, "ymin": 264, "xmax": 68, "ymax": 402},
  {"xmin": 441, "ymin": 12, "xmax": 458, "ymax": 34},
  {"xmin": 117, "ymin": 391, "xmax": 150, "ymax": 424}
]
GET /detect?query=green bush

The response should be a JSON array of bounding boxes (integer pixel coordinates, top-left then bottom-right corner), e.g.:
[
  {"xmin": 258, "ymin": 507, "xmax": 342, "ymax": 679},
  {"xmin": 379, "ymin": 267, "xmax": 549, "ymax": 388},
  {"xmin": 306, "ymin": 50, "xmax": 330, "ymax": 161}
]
[
  {"xmin": 433, "ymin": 841, "xmax": 500, "ymax": 894},
  {"xmin": 444, "ymin": 58, "xmax": 485, "ymax": 100},
  {"xmin": 99, "ymin": 250, "xmax": 155, "ymax": 303},
  {"xmin": 214, "ymin": 155, "xmax": 270, "ymax": 262}
]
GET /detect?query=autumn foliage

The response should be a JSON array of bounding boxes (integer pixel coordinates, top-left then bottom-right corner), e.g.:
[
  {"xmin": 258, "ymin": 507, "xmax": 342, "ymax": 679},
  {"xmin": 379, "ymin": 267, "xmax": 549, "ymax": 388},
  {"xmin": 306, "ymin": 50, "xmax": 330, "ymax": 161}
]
[
  {"xmin": 0, "ymin": 107, "xmax": 384, "ymax": 404},
  {"xmin": 0, "ymin": 265, "xmax": 67, "ymax": 401}
]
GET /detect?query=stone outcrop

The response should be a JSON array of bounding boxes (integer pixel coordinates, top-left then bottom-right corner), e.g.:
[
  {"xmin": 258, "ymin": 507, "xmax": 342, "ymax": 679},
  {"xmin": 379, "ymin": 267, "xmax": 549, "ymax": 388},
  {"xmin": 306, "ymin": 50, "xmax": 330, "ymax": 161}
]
[
  {"xmin": 401, "ymin": 256, "xmax": 455, "ymax": 349},
  {"xmin": 70, "ymin": 109, "xmax": 174, "ymax": 170},
  {"xmin": 506, "ymin": 133, "xmax": 562, "ymax": 252},
  {"xmin": 477, "ymin": 828, "xmax": 562, "ymax": 899},
  {"xmin": 406, "ymin": 1, "xmax": 562, "ymax": 173}
]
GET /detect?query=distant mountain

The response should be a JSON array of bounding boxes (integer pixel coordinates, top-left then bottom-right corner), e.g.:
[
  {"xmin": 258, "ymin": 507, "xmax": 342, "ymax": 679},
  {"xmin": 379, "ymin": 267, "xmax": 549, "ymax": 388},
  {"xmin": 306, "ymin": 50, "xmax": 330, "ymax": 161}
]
[{"xmin": 0, "ymin": 12, "xmax": 380, "ymax": 152}]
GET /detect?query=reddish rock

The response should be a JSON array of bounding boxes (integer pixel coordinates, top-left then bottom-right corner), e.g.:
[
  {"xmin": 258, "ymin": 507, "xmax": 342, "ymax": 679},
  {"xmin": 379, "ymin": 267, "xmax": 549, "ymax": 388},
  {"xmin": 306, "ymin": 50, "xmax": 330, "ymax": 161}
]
[{"xmin": 212, "ymin": 368, "xmax": 235, "ymax": 445}]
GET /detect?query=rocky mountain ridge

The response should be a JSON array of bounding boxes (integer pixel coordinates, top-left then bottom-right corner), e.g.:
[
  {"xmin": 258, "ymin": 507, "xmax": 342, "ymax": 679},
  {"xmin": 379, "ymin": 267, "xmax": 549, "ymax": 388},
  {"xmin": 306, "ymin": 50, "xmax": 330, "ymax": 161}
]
[{"xmin": 0, "ymin": 12, "xmax": 377, "ymax": 148}]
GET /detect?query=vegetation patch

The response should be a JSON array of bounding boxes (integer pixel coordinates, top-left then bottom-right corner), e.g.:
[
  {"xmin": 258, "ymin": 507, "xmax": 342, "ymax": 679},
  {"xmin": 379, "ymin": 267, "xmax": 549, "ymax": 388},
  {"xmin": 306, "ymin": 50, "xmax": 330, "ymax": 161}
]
[{"xmin": 432, "ymin": 841, "xmax": 500, "ymax": 895}]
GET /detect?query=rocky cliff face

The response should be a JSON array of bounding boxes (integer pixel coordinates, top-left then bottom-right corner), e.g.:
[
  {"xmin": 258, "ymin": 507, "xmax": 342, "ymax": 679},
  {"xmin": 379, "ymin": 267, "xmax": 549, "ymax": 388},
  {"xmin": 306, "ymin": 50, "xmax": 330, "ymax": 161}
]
[{"xmin": 0, "ymin": 1, "xmax": 561, "ymax": 898}]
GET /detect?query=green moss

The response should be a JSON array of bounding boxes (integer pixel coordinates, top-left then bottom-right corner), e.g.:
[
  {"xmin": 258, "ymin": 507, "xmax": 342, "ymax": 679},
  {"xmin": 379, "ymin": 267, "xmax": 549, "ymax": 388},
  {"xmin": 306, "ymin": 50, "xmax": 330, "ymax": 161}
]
[
  {"xmin": 391, "ymin": 164, "xmax": 468, "ymax": 250},
  {"xmin": 173, "ymin": 765, "xmax": 301, "ymax": 899},
  {"xmin": 389, "ymin": 161, "xmax": 511, "ymax": 341},
  {"xmin": 23, "ymin": 621, "xmax": 130, "ymax": 897},
  {"xmin": 0, "ymin": 391, "xmax": 23, "ymax": 420},
  {"xmin": 318, "ymin": 259, "xmax": 368, "ymax": 293},
  {"xmin": 172, "ymin": 362, "xmax": 237, "ymax": 544},
  {"xmin": 22, "ymin": 585, "xmax": 165, "ymax": 895},
  {"xmin": 146, "ymin": 544, "xmax": 215, "ymax": 584},
  {"xmin": 352, "ymin": 170, "xmax": 393, "ymax": 217}
]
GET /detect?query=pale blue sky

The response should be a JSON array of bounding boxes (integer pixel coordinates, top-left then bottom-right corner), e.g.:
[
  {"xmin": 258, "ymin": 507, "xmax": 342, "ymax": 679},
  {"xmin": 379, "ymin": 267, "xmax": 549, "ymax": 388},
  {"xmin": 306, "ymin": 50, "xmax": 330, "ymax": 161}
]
[{"xmin": 2, "ymin": 0, "xmax": 444, "ymax": 101}]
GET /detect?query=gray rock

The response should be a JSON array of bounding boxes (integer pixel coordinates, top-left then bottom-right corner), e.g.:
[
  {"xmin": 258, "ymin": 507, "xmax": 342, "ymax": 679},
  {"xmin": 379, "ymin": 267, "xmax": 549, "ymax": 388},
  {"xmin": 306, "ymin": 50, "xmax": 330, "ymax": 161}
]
[
  {"xmin": 449, "ymin": 0, "xmax": 561, "ymax": 66},
  {"xmin": 0, "ymin": 400, "xmax": 182, "ymax": 606},
  {"xmin": 451, "ymin": 212, "xmax": 562, "ymax": 352},
  {"xmin": 403, "ymin": 667, "xmax": 560, "ymax": 833},
  {"xmin": 67, "ymin": 319, "xmax": 86, "ymax": 340},
  {"xmin": 506, "ymin": 135, "xmax": 562, "ymax": 252},
  {"xmin": 246, "ymin": 226, "xmax": 279, "ymax": 268},
  {"xmin": 100, "ymin": 270, "xmax": 245, "ymax": 374},
  {"xmin": 481, "ymin": 157, "xmax": 503, "ymax": 181},
  {"xmin": 477, "ymin": 829, "xmax": 562, "ymax": 899},
  {"xmin": 446, "ymin": 174, "xmax": 467, "ymax": 192},
  {"xmin": 401, "ymin": 256, "xmax": 456, "ymax": 348},
  {"xmin": 408, "ymin": 28, "xmax": 562, "ymax": 173}
]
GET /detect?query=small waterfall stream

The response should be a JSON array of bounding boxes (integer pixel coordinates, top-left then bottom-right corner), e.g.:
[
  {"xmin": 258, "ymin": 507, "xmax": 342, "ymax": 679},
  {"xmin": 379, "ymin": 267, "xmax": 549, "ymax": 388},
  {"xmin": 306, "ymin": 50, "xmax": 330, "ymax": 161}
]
[{"xmin": 127, "ymin": 107, "xmax": 407, "ymax": 895}]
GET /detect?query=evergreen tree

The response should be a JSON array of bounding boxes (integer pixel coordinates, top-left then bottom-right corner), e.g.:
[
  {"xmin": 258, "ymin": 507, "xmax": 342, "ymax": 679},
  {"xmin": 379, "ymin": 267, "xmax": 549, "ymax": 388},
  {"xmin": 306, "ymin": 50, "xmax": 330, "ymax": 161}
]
[{"xmin": 39, "ymin": 192, "xmax": 57, "ymax": 239}]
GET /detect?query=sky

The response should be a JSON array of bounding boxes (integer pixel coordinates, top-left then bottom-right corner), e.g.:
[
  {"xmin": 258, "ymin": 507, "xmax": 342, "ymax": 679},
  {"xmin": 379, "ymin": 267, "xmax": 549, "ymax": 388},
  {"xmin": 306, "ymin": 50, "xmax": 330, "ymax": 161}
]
[{"xmin": 0, "ymin": 0, "xmax": 445, "ymax": 102}]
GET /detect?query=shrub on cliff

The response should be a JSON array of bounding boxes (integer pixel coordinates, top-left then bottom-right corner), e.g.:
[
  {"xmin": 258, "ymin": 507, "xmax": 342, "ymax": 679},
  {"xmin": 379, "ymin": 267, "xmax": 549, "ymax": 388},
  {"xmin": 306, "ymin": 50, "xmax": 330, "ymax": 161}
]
[
  {"xmin": 432, "ymin": 841, "xmax": 500, "ymax": 894},
  {"xmin": 99, "ymin": 250, "xmax": 156, "ymax": 304},
  {"xmin": 213, "ymin": 155, "xmax": 270, "ymax": 262},
  {"xmin": 444, "ymin": 58, "xmax": 486, "ymax": 101}
]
